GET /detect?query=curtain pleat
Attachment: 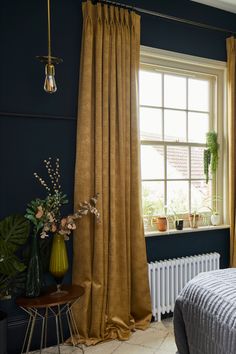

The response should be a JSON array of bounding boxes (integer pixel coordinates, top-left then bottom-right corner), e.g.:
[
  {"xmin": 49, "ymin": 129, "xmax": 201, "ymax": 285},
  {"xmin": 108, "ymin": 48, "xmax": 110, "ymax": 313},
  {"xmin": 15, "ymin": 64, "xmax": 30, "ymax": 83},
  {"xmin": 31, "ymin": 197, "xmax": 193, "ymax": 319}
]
[
  {"xmin": 227, "ymin": 36, "xmax": 236, "ymax": 267},
  {"xmin": 72, "ymin": 0, "xmax": 152, "ymax": 345}
]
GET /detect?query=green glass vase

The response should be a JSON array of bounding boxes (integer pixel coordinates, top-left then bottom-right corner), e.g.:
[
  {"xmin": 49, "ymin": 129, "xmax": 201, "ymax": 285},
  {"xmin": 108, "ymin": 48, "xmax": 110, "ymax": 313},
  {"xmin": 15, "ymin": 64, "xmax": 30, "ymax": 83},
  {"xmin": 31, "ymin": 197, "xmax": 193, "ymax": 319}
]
[
  {"xmin": 49, "ymin": 233, "xmax": 69, "ymax": 295},
  {"xmin": 25, "ymin": 232, "xmax": 43, "ymax": 297}
]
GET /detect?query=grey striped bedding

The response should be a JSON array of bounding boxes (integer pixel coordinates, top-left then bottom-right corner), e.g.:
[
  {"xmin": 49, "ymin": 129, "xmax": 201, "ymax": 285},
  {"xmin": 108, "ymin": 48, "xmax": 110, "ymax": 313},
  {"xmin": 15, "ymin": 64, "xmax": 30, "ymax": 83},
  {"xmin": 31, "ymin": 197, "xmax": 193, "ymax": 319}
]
[{"xmin": 174, "ymin": 268, "xmax": 236, "ymax": 354}]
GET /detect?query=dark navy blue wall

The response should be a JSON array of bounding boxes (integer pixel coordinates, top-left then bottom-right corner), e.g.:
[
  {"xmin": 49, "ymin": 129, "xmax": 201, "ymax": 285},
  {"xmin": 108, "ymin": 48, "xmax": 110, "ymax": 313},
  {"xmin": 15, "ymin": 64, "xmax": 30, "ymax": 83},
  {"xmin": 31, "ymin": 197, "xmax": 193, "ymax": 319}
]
[
  {"xmin": 0, "ymin": 0, "xmax": 233, "ymax": 352},
  {"xmin": 146, "ymin": 228, "xmax": 230, "ymax": 269},
  {"xmin": 124, "ymin": 0, "xmax": 236, "ymax": 61}
]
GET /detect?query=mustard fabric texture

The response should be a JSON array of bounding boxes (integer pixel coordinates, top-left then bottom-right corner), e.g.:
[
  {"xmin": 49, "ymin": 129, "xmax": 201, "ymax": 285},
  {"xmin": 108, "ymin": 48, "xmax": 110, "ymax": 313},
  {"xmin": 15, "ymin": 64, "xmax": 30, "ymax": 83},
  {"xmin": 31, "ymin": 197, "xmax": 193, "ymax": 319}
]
[
  {"xmin": 72, "ymin": 0, "xmax": 152, "ymax": 345},
  {"xmin": 227, "ymin": 37, "xmax": 236, "ymax": 267}
]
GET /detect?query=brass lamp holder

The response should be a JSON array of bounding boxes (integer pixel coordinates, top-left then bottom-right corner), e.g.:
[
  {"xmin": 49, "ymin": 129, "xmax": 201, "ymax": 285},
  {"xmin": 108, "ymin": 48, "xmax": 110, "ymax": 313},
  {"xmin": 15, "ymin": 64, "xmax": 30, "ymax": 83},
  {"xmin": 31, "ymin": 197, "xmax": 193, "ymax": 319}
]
[
  {"xmin": 36, "ymin": 0, "xmax": 63, "ymax": 93},
  {"xmin": 36, "ymin": 56, "xmax": 63, "ymax": 65}
]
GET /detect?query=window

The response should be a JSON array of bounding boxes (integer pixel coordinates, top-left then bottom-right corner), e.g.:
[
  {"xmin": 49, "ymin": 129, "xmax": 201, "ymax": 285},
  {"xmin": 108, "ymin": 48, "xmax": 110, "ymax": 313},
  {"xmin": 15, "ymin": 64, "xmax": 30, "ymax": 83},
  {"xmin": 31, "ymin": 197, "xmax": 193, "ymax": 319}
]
[{"xmin": 139, "ymin": 48, "xmax": 226, "ymax": 232}]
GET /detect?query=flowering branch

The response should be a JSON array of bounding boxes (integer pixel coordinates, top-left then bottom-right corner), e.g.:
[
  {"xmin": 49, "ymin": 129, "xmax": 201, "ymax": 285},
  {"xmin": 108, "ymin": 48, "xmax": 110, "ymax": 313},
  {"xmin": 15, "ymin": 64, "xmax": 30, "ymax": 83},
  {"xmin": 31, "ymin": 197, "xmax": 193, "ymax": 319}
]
[
  {"xmin": 56, "ymin": 193, "xmax": 100, "ymax": 240},
  {"xmin": 25, "ymin": 158, "xmax": 100, "ymax": 240}
]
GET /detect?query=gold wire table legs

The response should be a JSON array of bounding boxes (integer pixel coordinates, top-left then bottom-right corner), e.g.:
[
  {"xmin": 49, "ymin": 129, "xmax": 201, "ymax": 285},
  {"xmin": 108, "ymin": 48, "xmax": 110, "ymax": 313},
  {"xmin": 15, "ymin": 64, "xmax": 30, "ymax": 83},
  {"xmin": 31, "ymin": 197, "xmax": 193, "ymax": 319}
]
[
  {"xmin": 21, "ymin": 309, "xmax": 38, "ymax": 354},
  {"xmin": 20, "ymin": 299, "xmax": 84, "ymax": 353}
]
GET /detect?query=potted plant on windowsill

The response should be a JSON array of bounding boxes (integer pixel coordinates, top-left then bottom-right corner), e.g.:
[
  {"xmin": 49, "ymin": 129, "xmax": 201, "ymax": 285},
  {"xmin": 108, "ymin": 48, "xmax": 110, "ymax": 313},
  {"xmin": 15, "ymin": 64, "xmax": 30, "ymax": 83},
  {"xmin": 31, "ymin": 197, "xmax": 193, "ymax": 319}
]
[
  {"xmin": 201, "ymin": 196, "xmax": 222, "ymax": 226},
  {"xmin": 168, "ymin": 213, "xmax": 184, "ymax": 230},
  {"xmin": 189, "ymin": 211, "xmax": 200, "ymax": 228},
  {"xmin": 151, "ymin": 216, "xmax": 168, "ymax": 232},
  {"xmin": 175, "ymin": 218, "xmax": 184, "ymax": 230},
  {"xmin": 0, "ymin": 214, "xmax": 30, "ymax": 354},
  {"xmin": 165, "ymin": 205, "xmax": 184, "ymax": 231},
  {"xmin": 210, "ymin": 212, "xmax": 220, "ymax": 226},
  {"xmin": 156, "ymin": 216, "xmax": 168, "ymax": 232}
]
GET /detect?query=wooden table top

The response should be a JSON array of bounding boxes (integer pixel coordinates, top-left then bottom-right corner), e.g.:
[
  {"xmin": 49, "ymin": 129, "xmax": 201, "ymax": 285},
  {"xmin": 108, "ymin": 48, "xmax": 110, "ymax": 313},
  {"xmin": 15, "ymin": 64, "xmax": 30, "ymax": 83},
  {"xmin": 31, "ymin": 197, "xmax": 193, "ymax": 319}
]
[{"xmin": 16, "ymin": 284, "xmax": 84, "ymax": 309}]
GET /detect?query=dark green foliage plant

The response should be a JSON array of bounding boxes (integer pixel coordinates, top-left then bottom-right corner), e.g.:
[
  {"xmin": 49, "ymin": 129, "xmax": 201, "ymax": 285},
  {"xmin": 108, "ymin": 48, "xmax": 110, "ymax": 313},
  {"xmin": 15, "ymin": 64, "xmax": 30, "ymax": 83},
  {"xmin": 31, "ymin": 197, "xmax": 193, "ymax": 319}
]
[
  {"xmin": 0, "ymin": 215, "xmax": 30, "ymax": 298},
  {"xmin": 204, "ymin": 131, "xmax": 219, "ymax": 184}
]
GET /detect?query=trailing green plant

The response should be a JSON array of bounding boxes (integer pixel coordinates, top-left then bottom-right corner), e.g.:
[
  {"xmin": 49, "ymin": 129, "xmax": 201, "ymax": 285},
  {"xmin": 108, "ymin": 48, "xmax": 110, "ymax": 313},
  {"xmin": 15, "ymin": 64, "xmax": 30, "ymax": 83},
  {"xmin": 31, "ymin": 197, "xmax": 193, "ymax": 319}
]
[
  {"xmin": 204, "ymin": 131, "xmax": 219, "ymax": 184},
  {"xmin": 0, "ymin": 215, "xmax": 30, "ymax": 298},
  {"xmin": 204, "ymin": 149, "xmax": 211, "ymax": 184}
]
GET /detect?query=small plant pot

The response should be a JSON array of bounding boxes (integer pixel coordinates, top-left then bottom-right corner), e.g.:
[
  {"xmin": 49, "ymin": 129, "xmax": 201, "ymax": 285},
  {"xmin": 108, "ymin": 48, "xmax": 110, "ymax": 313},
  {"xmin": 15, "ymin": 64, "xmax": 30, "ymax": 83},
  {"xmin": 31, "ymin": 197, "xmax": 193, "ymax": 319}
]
[
  {"xmin": 211, "ymin": 213, "xmax": 220, "ymax": 226},
  {"xmin": 189, "ymin": 214, "xmax": 199, "ymax": 228},
  {"xmin": 175, "ymin": 219, "xmax": 184, "ymax": 230},
  {"xmin": 157, "ymin": 216, "xmax": 168, "ymax": 232}
]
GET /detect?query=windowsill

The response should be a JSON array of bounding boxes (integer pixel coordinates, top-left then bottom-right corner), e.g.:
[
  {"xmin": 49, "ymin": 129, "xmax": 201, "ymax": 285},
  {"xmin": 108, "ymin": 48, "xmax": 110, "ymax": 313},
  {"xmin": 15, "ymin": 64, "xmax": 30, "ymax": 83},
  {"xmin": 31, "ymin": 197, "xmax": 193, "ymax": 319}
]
[{"xmin": 144, "ymin": 224, "xmax": 230, "ymax": 237}]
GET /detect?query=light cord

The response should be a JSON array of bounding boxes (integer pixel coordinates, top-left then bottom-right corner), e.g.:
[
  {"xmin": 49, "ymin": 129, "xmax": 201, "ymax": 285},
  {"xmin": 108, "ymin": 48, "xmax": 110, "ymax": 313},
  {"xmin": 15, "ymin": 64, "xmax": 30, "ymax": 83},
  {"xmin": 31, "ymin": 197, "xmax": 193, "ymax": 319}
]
[{"xmin": 47, "ymin": 0, "xmax": 52, "ymax": 64}]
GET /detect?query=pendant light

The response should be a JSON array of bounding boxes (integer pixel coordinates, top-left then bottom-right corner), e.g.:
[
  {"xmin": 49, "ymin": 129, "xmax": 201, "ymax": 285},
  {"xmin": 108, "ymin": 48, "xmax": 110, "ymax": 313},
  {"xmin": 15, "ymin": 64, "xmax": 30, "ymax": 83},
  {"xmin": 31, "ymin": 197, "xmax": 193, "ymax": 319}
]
[{"xmin": 36, "ymin": 0, "xmax": 63, "ymax": 93}]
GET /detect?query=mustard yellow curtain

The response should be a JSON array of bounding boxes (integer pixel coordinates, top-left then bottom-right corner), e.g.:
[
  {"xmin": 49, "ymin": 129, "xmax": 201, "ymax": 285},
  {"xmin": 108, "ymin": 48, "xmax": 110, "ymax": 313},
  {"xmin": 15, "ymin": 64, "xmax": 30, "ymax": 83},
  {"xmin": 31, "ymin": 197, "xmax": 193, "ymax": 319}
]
[
  {"xmin": 72, "ymin": 0, "xmax": 152, "ymax": 345},
  {"xmin": 227, "ymin": 36, "xmax": 236, "ymax": 267}
]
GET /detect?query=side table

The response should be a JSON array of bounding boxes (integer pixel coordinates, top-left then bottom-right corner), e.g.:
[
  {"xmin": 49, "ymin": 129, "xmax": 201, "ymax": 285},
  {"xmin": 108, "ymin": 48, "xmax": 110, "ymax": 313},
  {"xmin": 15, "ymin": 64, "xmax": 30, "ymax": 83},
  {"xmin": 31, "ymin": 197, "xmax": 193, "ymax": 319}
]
[{"xmin": 16, "ymin": 284, "xmax": 84, "ymax": 354}]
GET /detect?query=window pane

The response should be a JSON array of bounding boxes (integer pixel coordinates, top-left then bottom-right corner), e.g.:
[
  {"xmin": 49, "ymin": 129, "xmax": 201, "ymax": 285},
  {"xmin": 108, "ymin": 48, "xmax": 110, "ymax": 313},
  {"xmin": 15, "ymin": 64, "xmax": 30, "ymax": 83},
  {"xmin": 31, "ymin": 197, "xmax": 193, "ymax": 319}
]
[
  {"xmin": 164, "ymin": 75, "xmax": 186, "ymax": 109},
  {"xmin": 167, "ymin": 146, "xmax": 189, "ymax": 179},
  {"xmin": 142, "ymin": 181, "xmax": 165, "ymax": 216},
  {"xmin": 188, "ymin": 79, "xmax": 209, "ymax": 112},
  {"xmin": 140, "ymin": 107, "xmax": 162, "ymax": 141},
  {"xmin": 140, "ymin": 70, "xmax": 162, "ymax": 106},
  {"xmin": 188, "ymin": 112, "xmax": 209, "ymax": 143},
  {"xmin": 191, "ymin": 180, "xmax": 212, "ymax": 212},
  {"xmin": 164, "ymin": 110, "xmax": 187, "ymax": 142},
  {"xmin": 167, "ymin": 181, "xmax": 189, "ymax": 212},
  {"xmin": 141, "ymin": 145, "xmax": 164, "ymax": 179},
  {"xmin": 191, "ymin": 147, "xmax": 210, "ymax": 179}
]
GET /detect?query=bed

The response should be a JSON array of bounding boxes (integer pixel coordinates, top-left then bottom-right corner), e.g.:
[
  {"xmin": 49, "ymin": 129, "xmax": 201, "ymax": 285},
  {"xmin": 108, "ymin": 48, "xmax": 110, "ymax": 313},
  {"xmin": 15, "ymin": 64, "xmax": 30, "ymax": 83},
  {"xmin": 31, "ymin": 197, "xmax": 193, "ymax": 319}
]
[{"xmin": 174, "ymin": 268, "xmax": 236, "ymax": 354}]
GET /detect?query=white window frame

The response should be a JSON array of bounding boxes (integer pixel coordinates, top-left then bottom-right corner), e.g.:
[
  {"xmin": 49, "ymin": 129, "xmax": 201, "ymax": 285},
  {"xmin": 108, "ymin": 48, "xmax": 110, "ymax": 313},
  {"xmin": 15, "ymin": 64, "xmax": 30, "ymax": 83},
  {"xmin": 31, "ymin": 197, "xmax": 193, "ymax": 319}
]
[{"xmin": 140, "ymin": 46, "xmax": 228, "ymax": 228}]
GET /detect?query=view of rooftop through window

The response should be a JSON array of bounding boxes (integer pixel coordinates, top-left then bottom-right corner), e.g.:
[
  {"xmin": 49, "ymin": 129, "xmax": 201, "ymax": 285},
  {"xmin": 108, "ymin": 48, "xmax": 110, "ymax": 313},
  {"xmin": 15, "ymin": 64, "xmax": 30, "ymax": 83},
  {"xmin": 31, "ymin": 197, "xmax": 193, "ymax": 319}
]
[{"xmin": 139, "ymin": 67, "xmax": 213, "ymax": 230}]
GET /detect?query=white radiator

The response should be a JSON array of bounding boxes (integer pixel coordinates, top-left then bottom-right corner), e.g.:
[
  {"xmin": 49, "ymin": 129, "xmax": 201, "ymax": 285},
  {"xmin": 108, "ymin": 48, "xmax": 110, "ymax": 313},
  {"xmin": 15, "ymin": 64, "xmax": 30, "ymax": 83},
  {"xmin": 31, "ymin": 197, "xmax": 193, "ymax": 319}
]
[{"xmin": 148, "ymin": 252, "xmax": 220, "ymax": 322}]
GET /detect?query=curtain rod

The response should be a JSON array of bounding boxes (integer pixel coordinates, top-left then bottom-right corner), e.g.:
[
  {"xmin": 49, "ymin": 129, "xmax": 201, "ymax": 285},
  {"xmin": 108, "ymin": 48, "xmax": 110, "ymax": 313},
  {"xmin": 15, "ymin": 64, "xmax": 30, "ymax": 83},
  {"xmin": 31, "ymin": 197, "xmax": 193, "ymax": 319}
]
[{"xmin": 98, "ymin": 0, "xmax": 236, "ymax": 36}]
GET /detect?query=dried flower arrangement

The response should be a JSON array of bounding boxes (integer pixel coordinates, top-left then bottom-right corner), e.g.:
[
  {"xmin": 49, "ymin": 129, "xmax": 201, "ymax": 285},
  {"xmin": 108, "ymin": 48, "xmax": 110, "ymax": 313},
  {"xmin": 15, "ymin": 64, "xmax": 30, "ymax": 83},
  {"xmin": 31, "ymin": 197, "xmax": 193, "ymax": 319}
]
[{"xmin": 25, "ymin": 157, "xmax": 100, "ymax": 240}]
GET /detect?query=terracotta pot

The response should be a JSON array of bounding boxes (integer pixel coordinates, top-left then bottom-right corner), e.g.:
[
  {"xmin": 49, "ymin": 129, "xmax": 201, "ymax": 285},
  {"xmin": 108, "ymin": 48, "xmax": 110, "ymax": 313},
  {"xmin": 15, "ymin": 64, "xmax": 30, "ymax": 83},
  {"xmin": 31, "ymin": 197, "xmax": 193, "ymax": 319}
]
[
  {"xmin": 157, "ymin": 216, "xmax": 168, "ymax": 232},
  {"xmin": 189, "ymin": 214, "xmax": 199, "ymax": 228}
]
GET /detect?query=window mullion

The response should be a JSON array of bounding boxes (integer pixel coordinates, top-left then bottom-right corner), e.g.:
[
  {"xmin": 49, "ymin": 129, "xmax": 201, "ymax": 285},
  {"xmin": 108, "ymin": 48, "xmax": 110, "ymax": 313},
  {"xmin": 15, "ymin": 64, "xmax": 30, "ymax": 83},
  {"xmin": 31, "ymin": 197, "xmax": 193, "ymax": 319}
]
[
  {"xmin": 141, "ymin": 140, "xmax": 206, "ymax": 148},
  {"xmin": 187, "ymin": 78, "xmax": 191, "ymax": 214},
  {"xmin": 164, "ymin": 144, "xmax": 167, "ymax": 211},
  {"xmin": 162, "ymin": 73, "xmax": 164, "ymax": 140},
  {"xmin": 162, "ymin": 73, "xmax": 167, "ymax": 210}
]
